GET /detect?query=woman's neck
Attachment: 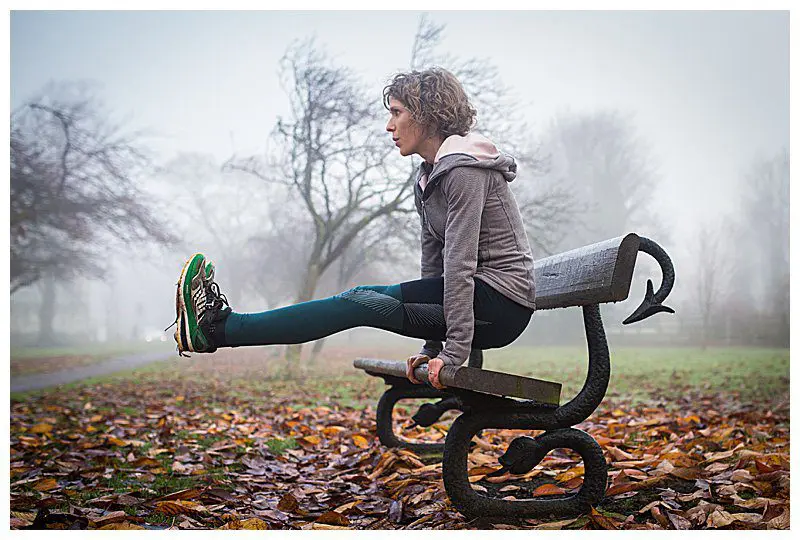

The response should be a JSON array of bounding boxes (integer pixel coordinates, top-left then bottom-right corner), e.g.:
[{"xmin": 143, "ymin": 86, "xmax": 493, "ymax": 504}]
[{"xmin": 418, "ymin": 134, "xmax": 445, "ymax": 164}]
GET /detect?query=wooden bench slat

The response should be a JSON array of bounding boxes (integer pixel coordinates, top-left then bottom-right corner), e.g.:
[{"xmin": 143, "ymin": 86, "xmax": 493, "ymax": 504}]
[
  {"xmin": 354, "ymin": 358, "xmax": 561, "ymax": 404},
  {"xmin": 534, "ymin": 233, "xmax": 640, "ymax": 310}
]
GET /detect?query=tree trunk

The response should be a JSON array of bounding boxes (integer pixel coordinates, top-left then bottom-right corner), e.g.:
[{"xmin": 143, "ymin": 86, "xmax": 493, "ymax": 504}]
[
  {"xmin": 283, "ymin": 262, "xmax": 322, "ymax": 377},
  {"xmin": 700, "ymin": 310, "xmax": 710, "ymax": 350},
  {"xmin": 308, "ymin": 262, "xmax": 356, "ymax": 369},
  {"xmin": 37, "ymin": 274, "xmax": 57, "ymax": 346},
  {"xmin": 308, "ymin": 337, "xmax": 327, "ymax": 368}
]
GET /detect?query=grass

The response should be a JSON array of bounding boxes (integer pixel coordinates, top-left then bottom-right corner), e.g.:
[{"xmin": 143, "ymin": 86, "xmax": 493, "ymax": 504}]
[
  {"xmin": 11, "ymin": 341, "xmax": 173, "ymax": 377},
  {"xmin": 481, "ymin": 346, "xmax": 790, "ymax": 403},
  {"xmin": 264, "ymin": 437, "xmax": 298, "ymax": 455},
  {"xmin": 11, "ymin": 346, "xmax": 789, "ymax": 409},
  {"xmin": 11, "ymin": 342, "xmax": 162, "ymax": 359}
]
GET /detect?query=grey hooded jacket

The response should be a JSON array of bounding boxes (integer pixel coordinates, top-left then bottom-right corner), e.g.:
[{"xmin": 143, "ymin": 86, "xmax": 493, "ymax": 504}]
[{"xmin": 415, "ymin": 133, "xmax": 536, "ymax": 366}]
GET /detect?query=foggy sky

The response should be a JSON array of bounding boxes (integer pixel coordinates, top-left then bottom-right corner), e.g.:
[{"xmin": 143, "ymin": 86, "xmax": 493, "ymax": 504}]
[
  {"xmin": 8, "ymin": 9, "xmax": 791, "ymax": 340},
  {"xmin": 10, "ymin": 10, "xmax": 789, "ymax": 247}
]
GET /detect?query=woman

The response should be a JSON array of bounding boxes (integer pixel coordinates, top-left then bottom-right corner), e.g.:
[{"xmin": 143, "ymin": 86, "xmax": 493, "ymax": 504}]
[{"xmin": 172, "ymin": 68, "xmax": 536, "ymax": 389}]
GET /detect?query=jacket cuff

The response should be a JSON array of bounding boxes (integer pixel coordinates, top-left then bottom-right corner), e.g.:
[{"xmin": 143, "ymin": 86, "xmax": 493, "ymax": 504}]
[
  {"xmin": 420, "ymin": 341, "xmax": 442, "ymax": 359},
  {"xmin": 437, "ymin": 350, "xmax": 467, "ymax": 366}
]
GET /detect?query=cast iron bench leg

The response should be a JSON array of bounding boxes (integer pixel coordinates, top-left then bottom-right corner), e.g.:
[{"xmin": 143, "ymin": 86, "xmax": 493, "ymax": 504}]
[
  {"xmin": 374, "ymin": 349, "xmax": 483, "ymax": 453},
  {"xmin": 376, "ymin": 385, "xmax": 450, "ymax": 452},
  {"xmin": 440, "ymin": 304, "xmax": 611, "ymax": 518},
  {"xmin": 442, "ymin": 416, "xmax": 607, "ymax": 518}
]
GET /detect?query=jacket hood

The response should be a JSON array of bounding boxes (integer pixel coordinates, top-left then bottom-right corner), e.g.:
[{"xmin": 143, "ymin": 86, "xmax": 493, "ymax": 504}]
[{"xmin": 430, "ymin": 132, "xmax": 517, "ymax": 183}]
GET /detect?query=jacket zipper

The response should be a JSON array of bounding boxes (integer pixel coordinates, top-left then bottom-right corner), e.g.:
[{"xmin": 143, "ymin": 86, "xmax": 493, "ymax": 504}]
[
  {"xmin": 420, "ymin": 189, "xmax": 445, "ymax": 243},
  {"xmin": 419, "ymin": 166, "xmax": 446, "ymax": 242}
]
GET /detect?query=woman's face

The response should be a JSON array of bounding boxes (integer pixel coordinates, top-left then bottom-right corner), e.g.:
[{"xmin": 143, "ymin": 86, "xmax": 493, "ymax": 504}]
[{"xmin": 385, "ymin": 98, "xmax": 424, "ymax": 157}]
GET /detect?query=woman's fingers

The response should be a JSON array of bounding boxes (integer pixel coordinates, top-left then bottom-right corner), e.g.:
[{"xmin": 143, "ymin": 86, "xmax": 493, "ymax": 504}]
[
  {"xmin": 406, "ymin": 355, "xmax": 427, "ymax": 384},
  {"xmin": 406, "ymin": 355, "xmax": 447, "ymax": 388},
  {"xmin": 427, "ymin": 358, "xmax": 446, "ymax": 389}
]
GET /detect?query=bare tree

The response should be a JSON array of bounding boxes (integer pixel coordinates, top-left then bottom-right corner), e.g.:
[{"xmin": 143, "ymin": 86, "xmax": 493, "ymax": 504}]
[
  {"xmin": 732, "ymin": 149, "xmax": 789, "ymax": 345},
  {"xmin": 690, "ymin": 222, "xmax": 731, "ymax": 348},
  {"xmin": 539, "ymin": 109, "xmax": 667, "ymax": 251},
  {"xmin": 225, "ymin": 40, "xmax": 415, "ymax": 374},
  {"xmin": 307, "ymin": 211, "xmax": 419, "ymax": 365},
  {"xmin": 410, "ymin": 15, "xmax": 580, "ymax": 257},
  {"xmin": 409, "ymin": 15, "xmax": 539, "ymax": 166},
  {"xmin": 155, "ymin": 153, "xmax": 291, "ymax": 310},
  {"xmin": 224, "ymin": 16, "xmax": 577, "ymax": 373},
  {"xmin": 10, "ymin": 82, "xmax": 174, "ymax": 343}
]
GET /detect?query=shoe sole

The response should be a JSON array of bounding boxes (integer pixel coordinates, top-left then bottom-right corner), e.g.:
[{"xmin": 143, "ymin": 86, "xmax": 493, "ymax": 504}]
[{"xmin": 176, "ymin": 254, "xmax": 206, "ymax": 352}]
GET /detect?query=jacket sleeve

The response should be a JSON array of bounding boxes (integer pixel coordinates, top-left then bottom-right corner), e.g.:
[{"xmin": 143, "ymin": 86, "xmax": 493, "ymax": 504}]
[
  {"xmin": 438, "ymin": 167, "xmax": 489, "ymax": 366},
  {"xmin": 419, "ymin": 205, "xmax": 444, "ymax": 358}
]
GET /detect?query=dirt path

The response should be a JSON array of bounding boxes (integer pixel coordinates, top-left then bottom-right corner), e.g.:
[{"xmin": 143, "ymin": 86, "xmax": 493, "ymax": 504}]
[{"xmin": 10, "ymin": 350, "xmax": 174, "ymax": 393}]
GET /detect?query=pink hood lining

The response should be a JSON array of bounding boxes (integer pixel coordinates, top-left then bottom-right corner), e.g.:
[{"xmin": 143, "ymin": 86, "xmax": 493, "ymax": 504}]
[
  {"xmin": 419, "ymin": 133, "xmax": 501, "ymax": 190},
  {"xmin": 434, "ymin": 132, "xmax": 500, "ymax": 163}
]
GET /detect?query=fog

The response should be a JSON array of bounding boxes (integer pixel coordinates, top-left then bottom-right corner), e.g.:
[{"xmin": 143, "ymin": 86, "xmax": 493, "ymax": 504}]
[{"xmin": 10, "ymin": 10, "xmax": 790, "ymax": 363}]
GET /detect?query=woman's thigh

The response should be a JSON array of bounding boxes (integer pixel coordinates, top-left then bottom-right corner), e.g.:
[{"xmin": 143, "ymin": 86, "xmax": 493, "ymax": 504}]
[{"xmin": 396, "ymin": 277, "xmax": 532, "ymax": 349}]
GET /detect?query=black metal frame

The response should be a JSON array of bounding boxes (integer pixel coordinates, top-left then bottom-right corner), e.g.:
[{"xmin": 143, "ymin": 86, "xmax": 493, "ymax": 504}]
[{"xmin": 365, "ymin": 237, "xmax": 674, "ymax": 519}]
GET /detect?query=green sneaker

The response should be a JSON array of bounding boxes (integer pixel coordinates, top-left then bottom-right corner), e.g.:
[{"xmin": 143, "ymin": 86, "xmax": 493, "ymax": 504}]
[
  {"xmin": 204, "ymin": 258, "xmax": 216, "ymax": 282},
  {"xmin": 170, "ymin": 257, "xmax": 213, "ymax": 337},
  {"xmin": 173, "ymin": 253, "xmax": 222, "ymax": 354}
]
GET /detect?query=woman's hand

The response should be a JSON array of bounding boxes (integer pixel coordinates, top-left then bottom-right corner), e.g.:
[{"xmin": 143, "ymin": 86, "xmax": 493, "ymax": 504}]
[
  {"xmin": 406, "ymin": 354, "xmax": 430, "ymax": 384},
  {"xmin": 406, "ymin": 354, "xmax": 447, "ymax": 390},
  {"xmin": 426, "ymin": 358, "xmax": 446, "ymax": 390}
]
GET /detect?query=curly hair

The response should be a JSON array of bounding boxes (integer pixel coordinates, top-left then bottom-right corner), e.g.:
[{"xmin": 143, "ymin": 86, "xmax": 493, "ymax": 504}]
[{"xmin": 383, "ymin": 68, "xmax": 476, "ymax": 139}]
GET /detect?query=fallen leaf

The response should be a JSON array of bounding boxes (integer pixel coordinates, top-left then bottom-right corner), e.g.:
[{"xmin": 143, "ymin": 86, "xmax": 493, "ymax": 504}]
[
  {"xmin": 277, "ymin": 493, "xmax": 299, "ymax": 513},
  {"xmin": 706, "ymin": 509, "xmax": 735, "ymax": 528},
  {"xmin": 670, "ymin": 467, "xmax": 701, "ymax": 480},
  {"xmin": 93, "ymin": 511, "xmax": 129, "ymax": 526},
  {"xmin": 241, "ymin": 518, "xmax": 269, "ymax": 530},
  {"xmin": 666, "ymin": 511, "xmax": 691, "ymax": 530},
  {"xmin": 485, "ymin": 472, "xmax": 511, "ymax": 484},
  {"xmin": 30, "ymin": 423, "xmax": 53, "ymax": 434},
  {"xmin": 106, "ymin": 436, "xmax": 129, "ymax": 447},
  {"xmin": 351, "ymin": 434, "xmax": 369, "ymax": 448},
  {"xmin": 533, "ymin": 517, "xmax": 579, "ymax": 530},
  {"xmin": 99, "ymin": 522, "xmax": 146, "ymax": 530},
  {"xmin": 33, "ymin": 478, "xmax": 59, "ymax": 492},
  {"xmin": 532, "ymin": 484, "xmax": 567, "ymax": 496},
  {"xmin": 316, "ymin": 511, "xmax": 350, "ymax": 526},
  {"xmin": 606, "ymin": 446, "xmax": 634, "ymax": 461},
  {"xmin": 766, "ymin": 508, "xmax": 790, "ymax": 529},
  {"xmin": 606, "ymin": 482, "xmax": 637, "ymax": 496},
  {"xmin": 590, "ymin": 508, "xmax": 619, "ymax": 530},
  {"xmin": 388, "ymin": 499, "xmax": 403, "ymax": 523},
  {"xmin": 651, "ymin": 506, "xmax": 669, "ymax": 528},
  {"xmin": 312, "ymin": 523, "xmax": 350, "ymax": 530}
]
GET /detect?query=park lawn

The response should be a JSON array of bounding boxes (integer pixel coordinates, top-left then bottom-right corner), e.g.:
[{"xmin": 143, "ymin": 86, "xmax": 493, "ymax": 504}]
[
  {"xmin": 482, "ymin": 346, "xmax": 790, "ymax": 406},
  {"xmin": 10, "ymin": 342, "xmax": 173, "ymax": 377},
  {"xmin": 11, "ymin": 345, "xmax": 789, "ymax": 408},
  {"xmin": 10, "ymin": 346, "xmax": 789, "ymax": 530}
]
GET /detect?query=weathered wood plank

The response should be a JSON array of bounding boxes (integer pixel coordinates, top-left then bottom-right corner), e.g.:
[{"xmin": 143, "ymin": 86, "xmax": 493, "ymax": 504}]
[
  {"xmin": 534, "ymin": 233, "xmax": 640, "ymax": 309},
  {"xmin": 354, "ymin": 357, "xmax": 561, "ymax": 404}
]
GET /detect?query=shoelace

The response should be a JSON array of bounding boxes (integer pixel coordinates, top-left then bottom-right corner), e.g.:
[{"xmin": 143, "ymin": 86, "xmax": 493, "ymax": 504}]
[
  {"xmin": 165, "ymin": 279, "xmax": 181, "ymax": 332},
  {"xmin": 207, "ymin": 281, "xmax": 230, "ymax": 311}
]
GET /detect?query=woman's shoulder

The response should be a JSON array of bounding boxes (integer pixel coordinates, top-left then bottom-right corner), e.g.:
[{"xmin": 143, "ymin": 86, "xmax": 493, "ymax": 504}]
[{"xmin": 439, "ymin": 164, "xmax": 499, "ymax": 193}]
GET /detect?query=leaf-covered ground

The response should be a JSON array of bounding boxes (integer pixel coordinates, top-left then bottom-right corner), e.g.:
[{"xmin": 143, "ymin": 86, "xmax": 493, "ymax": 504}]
[{"xmin": 10, "ymin": 347, "xmax": 790, "ymax": 530}]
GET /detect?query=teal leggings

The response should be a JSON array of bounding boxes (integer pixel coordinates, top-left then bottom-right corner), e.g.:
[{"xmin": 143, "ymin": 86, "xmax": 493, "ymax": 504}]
[{"xmin": 218, "ymin": 277, "xmax": 533, "ymax": 350}]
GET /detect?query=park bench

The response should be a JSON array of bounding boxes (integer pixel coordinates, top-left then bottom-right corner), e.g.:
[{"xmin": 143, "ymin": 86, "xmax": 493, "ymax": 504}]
[{"xmin": 353, "ymin": 233, "xmax": 675, "ymax": 519}]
